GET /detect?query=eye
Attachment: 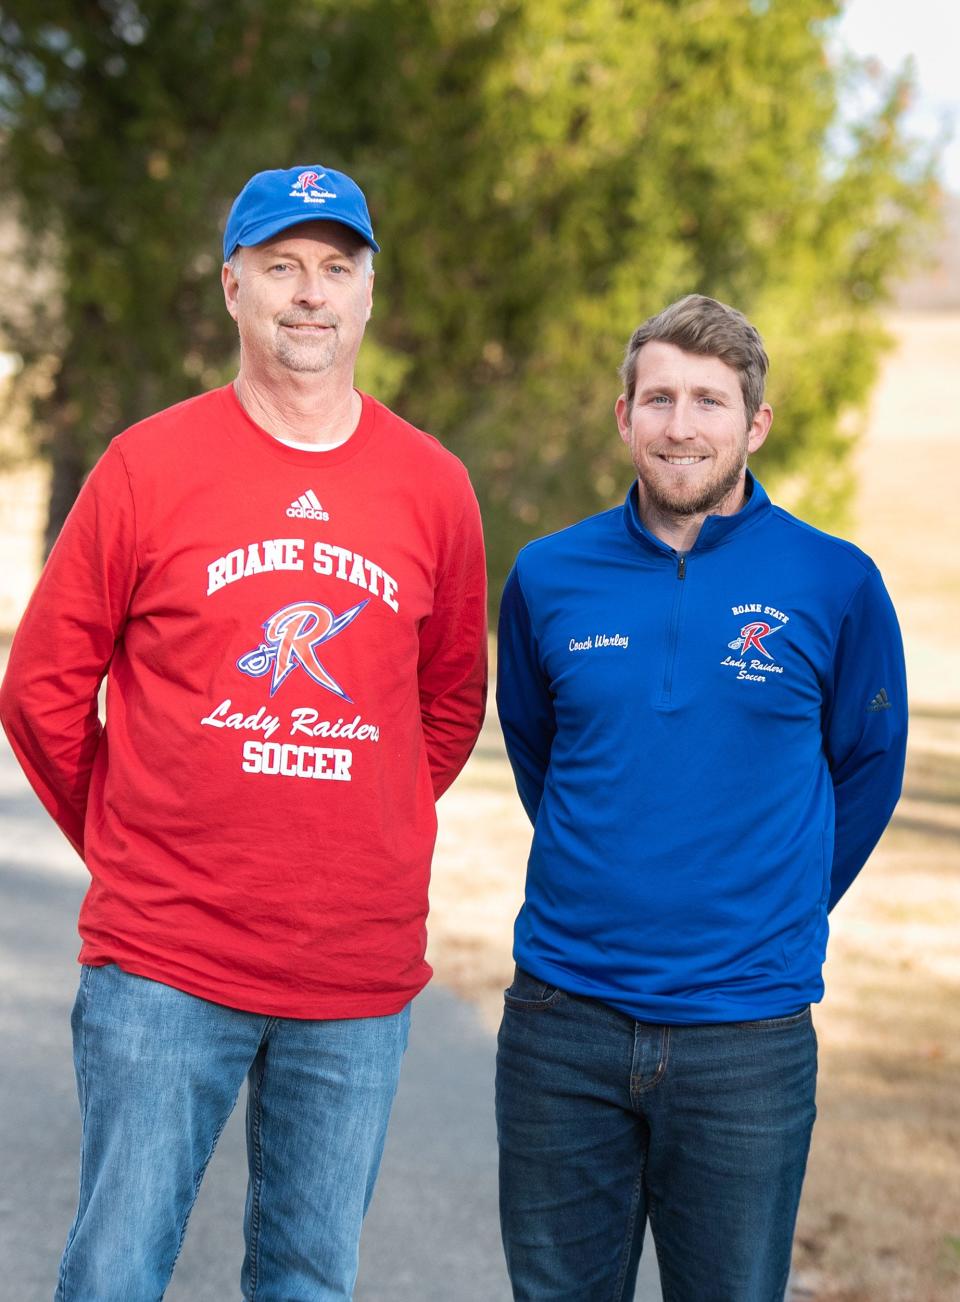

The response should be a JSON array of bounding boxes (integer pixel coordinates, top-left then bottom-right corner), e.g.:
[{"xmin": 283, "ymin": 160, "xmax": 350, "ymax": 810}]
[
  {"xmin": 649, "ymin": 394, "xmax": 671, "ymax": 405},
  {"xmin": 699, "ymin": 396, "xmax": 721, "ymax": 408}
]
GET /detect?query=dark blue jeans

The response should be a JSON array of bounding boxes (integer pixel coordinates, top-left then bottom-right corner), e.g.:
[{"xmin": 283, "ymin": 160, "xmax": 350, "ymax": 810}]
[{"xmin": 495, "ymin": 968, "xmax": 817, "ymax": 1302}]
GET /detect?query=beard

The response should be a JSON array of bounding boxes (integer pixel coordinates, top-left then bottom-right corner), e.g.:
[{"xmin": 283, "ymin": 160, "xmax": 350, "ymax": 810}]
[
  {"xmin": 273, "ymin": 312, "xmax": 340, "ymax": 372},
  {"xmin": 635, "ymin": 434, "xmax": 749, "ymax": 519}
]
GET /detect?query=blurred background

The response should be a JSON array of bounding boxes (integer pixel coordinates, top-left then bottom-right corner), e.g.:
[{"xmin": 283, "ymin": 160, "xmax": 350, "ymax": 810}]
[{"xmin": 0, "ymin": 2, "xmax": 957, "ymax": 1300}]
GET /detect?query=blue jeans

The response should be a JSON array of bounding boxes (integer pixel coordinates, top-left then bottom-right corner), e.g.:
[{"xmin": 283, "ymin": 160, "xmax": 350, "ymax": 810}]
[
  {"xmin": 56, "ymin": 964, "xmax": 410, "ymax": 1302},
  {"xmin": 496, "ymin": 968, "xmax": 817, "ymax": 1302}
]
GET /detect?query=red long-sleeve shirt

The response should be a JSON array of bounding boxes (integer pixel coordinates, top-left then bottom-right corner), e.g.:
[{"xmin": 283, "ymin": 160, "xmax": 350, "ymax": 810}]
[{"xmin": 0, "ymin": 385, "xmax": 487, "ymax": 1017}]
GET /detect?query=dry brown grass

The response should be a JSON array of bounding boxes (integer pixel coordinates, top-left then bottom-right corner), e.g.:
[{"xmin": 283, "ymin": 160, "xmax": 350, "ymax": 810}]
[
  {"xmin": 790, "ymin": 709, "xmax": 960, "ymax": 1302},
  {"xmin": 426, "ymin": 312, "xmax": 960, "ymax": 1302}
]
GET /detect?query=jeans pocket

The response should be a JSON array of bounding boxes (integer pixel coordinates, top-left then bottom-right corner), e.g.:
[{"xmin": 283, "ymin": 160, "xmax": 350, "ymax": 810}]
[
  {"xmin": 503, "ymin": 966, "xmax": 566, "ymax": 1012},
  {"xmin": 735, "ymin": 1006, "xmax": 812, "ymax": 1031}
]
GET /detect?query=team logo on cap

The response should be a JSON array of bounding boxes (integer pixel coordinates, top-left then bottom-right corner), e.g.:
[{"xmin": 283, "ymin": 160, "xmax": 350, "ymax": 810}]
[
  {"xmin": 237, "ymin": 599, "xmax": 367, "ymax": 699},
  {"xmin": 290, "ymin": 170, "xmax": 337, "ymax": 205}
]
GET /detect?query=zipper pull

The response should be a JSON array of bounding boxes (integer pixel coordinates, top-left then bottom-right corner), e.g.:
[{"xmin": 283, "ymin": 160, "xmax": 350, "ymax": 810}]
[{"xmin": 677, "ymin": 553, "xmax": 687, "ymax": 580}]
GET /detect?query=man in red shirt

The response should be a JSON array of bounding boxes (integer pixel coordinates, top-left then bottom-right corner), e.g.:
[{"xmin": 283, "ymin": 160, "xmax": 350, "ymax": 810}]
[{"xmin": 0, "ymin": 165, "xmax": 487, "ymax": 1301}]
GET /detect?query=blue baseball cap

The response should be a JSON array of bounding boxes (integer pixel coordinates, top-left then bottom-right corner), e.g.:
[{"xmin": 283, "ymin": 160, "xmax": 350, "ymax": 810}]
[{"xmin": 223, "ymin": 165, "xmax": 379, "ymax": 260}]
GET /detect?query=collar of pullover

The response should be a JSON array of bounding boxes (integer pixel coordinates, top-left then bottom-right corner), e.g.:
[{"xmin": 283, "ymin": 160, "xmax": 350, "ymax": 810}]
[{"xmin": 622, "ymin": 470, "xmax": 771, "ymax": 557}]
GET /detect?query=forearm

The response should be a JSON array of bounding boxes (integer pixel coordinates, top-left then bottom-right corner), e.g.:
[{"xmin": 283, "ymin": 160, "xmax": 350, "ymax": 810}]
[
  {"xmin": 0, "ymin": 440, "xmax": 137, "ymax": 854},
  {"xmin": 0, "ymin": 660, "xmax": 102, "ymax": 855},
  {"xmin": 825, "ymin": 565, "xmax": 907, "ymax": 908},
  {"xmin": 496, "ymin": 562, "xmax": 555, "ymax": 823},
  {"xmin": 419, "ymin": 482, "xmax": 488, "ymax": 799}
]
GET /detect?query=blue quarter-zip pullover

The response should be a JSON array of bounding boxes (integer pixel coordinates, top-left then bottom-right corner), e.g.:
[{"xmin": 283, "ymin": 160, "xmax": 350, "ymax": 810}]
[{"xmin": 497, "ymin": 474, "xmax": 907, "ymax": 1024}]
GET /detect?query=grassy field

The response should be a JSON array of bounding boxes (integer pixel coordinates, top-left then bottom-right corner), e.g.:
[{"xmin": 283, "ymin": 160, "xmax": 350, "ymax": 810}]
[{"xmin": 427, "ymin": 312, "xmax": 960, "ymax": 1302}]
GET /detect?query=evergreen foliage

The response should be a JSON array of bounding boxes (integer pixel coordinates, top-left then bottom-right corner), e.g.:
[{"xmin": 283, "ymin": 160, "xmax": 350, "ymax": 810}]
[{"xmin": 0, "ymin": 0, "xmax": 938, "ymax": 589}]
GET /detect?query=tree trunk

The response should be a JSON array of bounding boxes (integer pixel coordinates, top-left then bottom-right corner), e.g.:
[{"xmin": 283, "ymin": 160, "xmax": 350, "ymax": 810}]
[{"xmin": 43, "ymin": 420, "xmax": 87, "ymax": 559}]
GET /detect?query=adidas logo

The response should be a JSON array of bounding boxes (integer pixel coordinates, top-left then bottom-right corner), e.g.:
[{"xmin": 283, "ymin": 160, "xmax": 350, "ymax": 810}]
[
  {"xmin": 867, "ymin": 688, "xmax": 892, "ymax": 712},
  {"xmin": 286, "ymin": 489, "xmax": 329, "ymax": 521}
]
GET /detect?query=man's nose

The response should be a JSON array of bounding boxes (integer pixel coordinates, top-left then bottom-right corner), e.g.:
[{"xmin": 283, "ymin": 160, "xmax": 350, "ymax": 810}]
[
  {"xmin": 293, "ymin": 272, "xmax": 327, "ymax": 307},
  {"xmin": 663, "ymin": 399, "xmax": 698, "ymax": 440}
]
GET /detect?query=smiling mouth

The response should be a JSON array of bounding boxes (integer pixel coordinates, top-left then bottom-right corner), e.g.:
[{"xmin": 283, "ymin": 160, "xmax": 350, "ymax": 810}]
[{"xmin": 658, "ymin": 454, "xmax": 707, "ymax": 465}]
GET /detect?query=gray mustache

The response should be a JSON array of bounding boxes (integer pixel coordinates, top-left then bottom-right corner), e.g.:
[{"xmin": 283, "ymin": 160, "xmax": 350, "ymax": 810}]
[{"xmin": 278, "ymin": 315, "xmax": 339, "ymax": 328}]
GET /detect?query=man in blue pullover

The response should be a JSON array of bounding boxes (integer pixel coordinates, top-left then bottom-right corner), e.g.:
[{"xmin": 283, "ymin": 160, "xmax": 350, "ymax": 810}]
[{"xmin": 495, "ymin": 294, "xmax": 907, "ymax": 1302}]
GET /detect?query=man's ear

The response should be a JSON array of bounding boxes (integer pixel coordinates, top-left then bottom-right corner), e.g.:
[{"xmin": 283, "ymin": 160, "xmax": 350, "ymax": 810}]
[
  {"xmin": 615, "ymin": 393, "xmax": 631, "ymax": 444},
  {"xmin": 747, "ymin": 403, "xmax": 773, "ymax": 455},
  {"xmin": 222, "ymin": 262, "xmax": 240, "ymax": 323}
]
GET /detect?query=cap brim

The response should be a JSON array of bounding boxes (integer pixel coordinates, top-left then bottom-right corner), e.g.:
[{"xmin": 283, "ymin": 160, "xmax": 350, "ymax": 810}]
[{"xmin": 227, "ymin": 212, "xmax": 379, "ymax": 258}]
